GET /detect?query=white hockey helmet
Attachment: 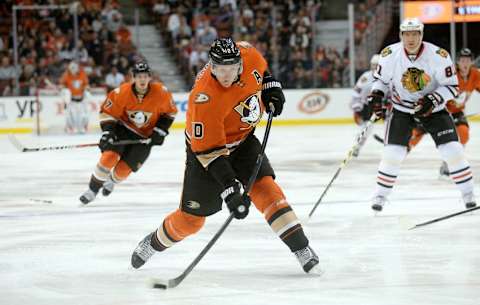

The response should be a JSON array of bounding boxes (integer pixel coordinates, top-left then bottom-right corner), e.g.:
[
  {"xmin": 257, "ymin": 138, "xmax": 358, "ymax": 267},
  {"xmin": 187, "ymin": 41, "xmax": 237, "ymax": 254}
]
[
  {"xmin": 68, "ymin": 61, "xmax": 79, "ymax": 74},
  {"xmin": 399, "ymin": 18, "xmax": 424, "ymax": 34},
  {"xmin": 370, "ymin": 54, "xmax": 380, "ymax": 71}
]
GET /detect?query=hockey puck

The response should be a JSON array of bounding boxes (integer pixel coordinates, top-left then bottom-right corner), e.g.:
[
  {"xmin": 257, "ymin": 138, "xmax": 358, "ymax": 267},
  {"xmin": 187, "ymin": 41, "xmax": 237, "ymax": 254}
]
[
  {"xmin": 30, "ymin": 199, "xmax": 53, "ymax": 204},
  {"xmin": 152, "ymin": 282, "xmax": 167, "ymax": 289}
]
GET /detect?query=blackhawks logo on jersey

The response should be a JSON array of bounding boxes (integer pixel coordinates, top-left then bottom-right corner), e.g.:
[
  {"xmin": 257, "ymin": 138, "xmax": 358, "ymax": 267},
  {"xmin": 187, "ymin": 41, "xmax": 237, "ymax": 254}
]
[
  {"xmin": 401, "ymin": 67, "xmax": 431, "ymax": 93},
  {"xmin": 381, "ymin": 46, "xmax": 392, "ymax": 57},
  {"xmin": 436, "ymin": 48, "xmax": 449, "ymax": 58}
]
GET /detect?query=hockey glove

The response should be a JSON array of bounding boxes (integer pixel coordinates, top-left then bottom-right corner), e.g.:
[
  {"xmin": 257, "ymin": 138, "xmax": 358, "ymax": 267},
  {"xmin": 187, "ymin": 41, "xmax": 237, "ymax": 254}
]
[
  {"xmin": 150, "ymin": 127, "xmax": 167, "ymax": 146},
  {"xmin": 99, "ymin": 130, "xmax": 118, "ymax": 151},
  {"xmin": 366, "ymin": 90, "xmax": 386, "ymax": 120},
  {"xmin": 414, "ymin": 93, "xmax": 442, "ymax": 118},
  {"xmin": 150, "ymin": 115, "xmax": 174, "ymax": 146},
  {"xmin": 221, "ymin": 179, "xmax": 251, "ymax": 219},
  {"xmin": 262, "ymin": 74, "xmax": 285, "ymax": 116}
]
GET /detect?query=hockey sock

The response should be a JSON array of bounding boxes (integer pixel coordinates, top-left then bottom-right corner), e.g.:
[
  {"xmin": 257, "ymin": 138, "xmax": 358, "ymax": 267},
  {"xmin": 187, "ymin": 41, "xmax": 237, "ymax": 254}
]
[
  {"xmin": 408, "ymin": 128, "xmax": 425, "ymax": 150},
  {"xmin": 375, "ymin": 144, "xmax": 407, "ymax": 197},
  {"xmin": 93, "ymin": 151, "xmax": 121, "ymax": 181},
  {"xmin": 456, "ymin": 124, "xmax": 469, "ymax": 145},
  {"xmin": 111, "ymin": 160, "xmax": 132, "ymax": 183},
  {"xmin": 250, "ymin": 176, "xmax": 308, "ymax": 252},
  {"xmin": 154, "ymin": 209, "xmax": 205, "ymax": 250},
  {"xmin": 438, "ymin": 141, "xmax": 474, "ymax": 194}
]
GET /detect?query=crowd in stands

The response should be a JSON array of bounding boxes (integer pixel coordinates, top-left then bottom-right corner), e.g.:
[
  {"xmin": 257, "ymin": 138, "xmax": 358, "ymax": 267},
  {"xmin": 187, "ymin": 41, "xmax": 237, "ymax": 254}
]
[
  {"xmin": 144, "ymin": 0, "xmax": 378, "ymax": 89},
  {"xmin": 0, "ymin": 0, "xmax": 143, "ymax": 96},
  {"xmin": 145, "ymin": 0, "xmax": 340, "ymax": 88},
  {"xmin": 0, "ymin": 0, "xmax": 381, "ymax": 96}
]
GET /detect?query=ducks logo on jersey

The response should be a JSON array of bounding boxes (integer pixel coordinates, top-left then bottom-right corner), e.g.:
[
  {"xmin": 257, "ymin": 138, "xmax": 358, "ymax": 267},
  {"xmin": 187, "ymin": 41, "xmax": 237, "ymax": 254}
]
[
  {"xmin": 234, "ymin": 93, "xmax": 262, "ymax": 129},
  {"xmin": 401, "ymin": 67, "xmax": 431, "ymax": 93},
  {"xmin": 127, "ymin": 110, "xmax": 152, "ymax": 128}
]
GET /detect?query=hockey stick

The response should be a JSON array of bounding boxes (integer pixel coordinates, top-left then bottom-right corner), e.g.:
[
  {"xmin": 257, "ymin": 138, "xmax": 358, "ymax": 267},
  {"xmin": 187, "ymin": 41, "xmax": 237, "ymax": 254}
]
[
  {"xmin": 308, "ymin": 114, "xmax": 377, "ymax": 219},
  {"xmin": 8, "ymin": 134, "xmax": 151, "ymax": 152},
  {"xmin": 409, "ymin": 205, "xmax": 479, "ymax": 230},
  {"xmin": 151, "ymin": 108, "xmax": 275, "ymax": 290}
]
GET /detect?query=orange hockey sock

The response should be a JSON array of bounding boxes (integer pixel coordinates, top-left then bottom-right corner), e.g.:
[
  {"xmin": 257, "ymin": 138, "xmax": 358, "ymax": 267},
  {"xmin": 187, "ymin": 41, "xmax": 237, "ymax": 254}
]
[
  {"xmin": 408, "ymin": 128, "xmax": 425, "ymax": 150},
  {"xmin": 94, "ymin": 151, "xmax": 121, "ymax": 181},
  {"xmin": 250, "ymin": 176, "xmax": 308, "ymax": 252},
  {"xmin": 111, "ymin": 160, "xmax": 132, "ymax": 183},
  {"xmin": 456, "ymin": 124, "xmax": 469, "ymax": 145},
  {"xmin": 154, "ymin": 209, "xmax": 205, "ymax": 250}
]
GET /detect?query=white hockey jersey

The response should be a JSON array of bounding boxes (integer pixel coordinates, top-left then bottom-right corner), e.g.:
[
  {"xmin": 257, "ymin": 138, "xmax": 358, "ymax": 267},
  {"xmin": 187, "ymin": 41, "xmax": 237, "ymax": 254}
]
[
  {"xmin": 371, "ymin": 41, "xmax": 459, "ymax": 114},
  {"xmin": 350, "ymin": 70, "xmax": 375, "ymax": 112}
]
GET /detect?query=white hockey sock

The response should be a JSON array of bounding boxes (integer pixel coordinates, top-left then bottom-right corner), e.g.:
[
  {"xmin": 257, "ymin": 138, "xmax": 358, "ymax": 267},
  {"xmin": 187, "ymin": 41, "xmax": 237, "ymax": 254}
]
[
  {"xmin": 375, "ymin": 144, "xmax": 407, "ymax": 197},
  {"xmin": 437, "ymin": 141, "xmax": 474, "ymax": 195}
]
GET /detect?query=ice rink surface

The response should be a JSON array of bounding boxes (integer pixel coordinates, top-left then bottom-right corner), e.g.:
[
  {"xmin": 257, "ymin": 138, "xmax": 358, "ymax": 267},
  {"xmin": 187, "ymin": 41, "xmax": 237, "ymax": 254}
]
[{"xmin": 1, "ymin": 123, "xmax": 479, "ymax": 305}]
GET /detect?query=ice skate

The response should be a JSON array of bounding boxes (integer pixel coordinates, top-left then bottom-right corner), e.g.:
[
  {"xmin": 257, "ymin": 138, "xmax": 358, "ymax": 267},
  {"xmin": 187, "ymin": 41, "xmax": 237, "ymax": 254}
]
[
  {"xmin": 371, "ymin": 196, "xmax": 387, "ymax": 212},
  {"xmin": 102, "ymin": 177, "xmax": 115, "ymax": 196},
  {"xmin": 79, "ymin": 189, "xmax": 97, "ymax": 205},
  {"xmin": 294, "ymin": 245, "xmax": 321, "ymax": 274},
  {"xmin": 131, "ymin": 232, "xmax": 157, "ymax": 269},
  {"xmin": 463, "ymin": 192, "xmax": 477, "ymax": 209}
]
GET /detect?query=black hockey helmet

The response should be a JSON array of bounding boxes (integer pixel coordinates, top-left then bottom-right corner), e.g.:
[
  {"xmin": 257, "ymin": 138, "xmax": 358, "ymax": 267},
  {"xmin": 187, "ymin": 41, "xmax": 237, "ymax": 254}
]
[
  {"xmin": 458, "ymin": 48, "xmax": 473, "ymax": 59},
  {"xmin": 209, "ymin": 37, "xmax": 241, "ymax": 65},
  {"xmin": 132, "ymin": 61, "xmax": 151, "ymax": 75}
]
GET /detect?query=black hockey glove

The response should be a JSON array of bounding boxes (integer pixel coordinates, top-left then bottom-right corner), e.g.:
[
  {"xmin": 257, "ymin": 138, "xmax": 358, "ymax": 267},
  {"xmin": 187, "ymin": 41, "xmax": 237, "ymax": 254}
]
[
  {"xmin": 150, "ymin": 115, "xmax": 174, "ymax": 146},
  {"xmin": 414, "ymin": 93, "xmax": 442, "ymax": 118},
  {"xmin": 99, "ymin": 130, "xmax": 118, "ymax": 151},
  {"xmin": 262, "ymin": 74, "xmax": 285, "ymax": 116},
  {"xmin": 150, "ymin": 127, "xmax": 167, "ymax": 146},
  {"xmin": 221, "ymin": 179, "xmax": 251, "ymax": 219},
  {"xmin": 366, "ymin": 90, "xmax": 386, "ymax": 120}
]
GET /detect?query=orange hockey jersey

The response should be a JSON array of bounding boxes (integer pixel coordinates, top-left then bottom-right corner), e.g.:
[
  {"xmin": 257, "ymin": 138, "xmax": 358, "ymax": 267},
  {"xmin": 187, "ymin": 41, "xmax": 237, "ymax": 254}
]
[
  {"xmin": 186, "ymin": 41, "xmax": 268, "ymax": 167},
  {"xmin": 100, "ymin": 82, "xmax": 177, "ymax": 138},
  {"xmin": 447, "ymin": 67, "xmax": 480, "ymax": 113},
  {"xmin": 60, "ymin": 69, "xmax": 89, "ymax": 100}
]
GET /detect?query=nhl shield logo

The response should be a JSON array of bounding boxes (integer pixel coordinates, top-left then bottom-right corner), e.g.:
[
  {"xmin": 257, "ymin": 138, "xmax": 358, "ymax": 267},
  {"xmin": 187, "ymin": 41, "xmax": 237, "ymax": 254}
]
[{"xmin": 234, "ymin": 93, "xmax": 262, "ymax": 128}]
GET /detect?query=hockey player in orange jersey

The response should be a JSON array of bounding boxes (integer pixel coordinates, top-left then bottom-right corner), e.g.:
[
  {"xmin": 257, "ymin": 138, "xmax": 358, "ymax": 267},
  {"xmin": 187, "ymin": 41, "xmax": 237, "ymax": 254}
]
[
  {"xmin": 408, "ymin": 48, "xmax": 480, "ymax": 176},
  {"xmin": 60, "ymin": 61, "xmax": 90, "ymax": 134},
  {"xmin": 130, "ymin": 38, "xmax": 321, "ymax": 274},
  {"xmin": 79, "ymin": 62, "xmax": 177, "ymax": 204}
]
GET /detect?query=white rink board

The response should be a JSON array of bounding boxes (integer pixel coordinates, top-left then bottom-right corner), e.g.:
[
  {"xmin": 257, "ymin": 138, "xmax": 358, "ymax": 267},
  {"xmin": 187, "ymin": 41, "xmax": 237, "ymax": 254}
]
[{"xmin": 1, "ymin": 89, "xmax": 480, "ymax": 133}]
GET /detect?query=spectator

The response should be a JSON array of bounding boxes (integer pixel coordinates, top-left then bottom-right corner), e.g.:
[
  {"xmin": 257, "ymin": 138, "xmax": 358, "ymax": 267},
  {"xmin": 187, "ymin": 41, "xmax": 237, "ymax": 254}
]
[
  {"xmin": 0, "ymin": 56, "xmax": 16, "ymax": 80},
  {"xmin": 105, "ymin": 66, "xmax": 125, "ymax": 91}
]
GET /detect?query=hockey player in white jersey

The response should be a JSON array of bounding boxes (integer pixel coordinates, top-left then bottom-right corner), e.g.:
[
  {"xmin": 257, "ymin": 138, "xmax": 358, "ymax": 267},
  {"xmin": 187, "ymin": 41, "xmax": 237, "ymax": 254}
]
[
  {"xmin": 367, "ymin": 18, "xmax": 476, "ymax": 211},
  {"xmin": 350, "ymin": 54, "xmax": 381, "ymax": 157}
]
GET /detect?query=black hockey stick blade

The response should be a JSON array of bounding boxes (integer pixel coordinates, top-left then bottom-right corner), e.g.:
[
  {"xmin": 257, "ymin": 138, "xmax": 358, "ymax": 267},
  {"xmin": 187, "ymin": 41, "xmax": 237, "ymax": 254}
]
[
  {"xmin": 373, "ymin": 134, "xmax": 384, "ymax": 144},
  {"xmin": 409, "ymin": 205, "xmax": 480, "ymax": 230},
  {"xmin": 151, "ymin": 214, "xmax": 235, "ymax": 289},
  {"xmin": 150, "ymin": 109, "xmax": 275, "ymax": 289}
]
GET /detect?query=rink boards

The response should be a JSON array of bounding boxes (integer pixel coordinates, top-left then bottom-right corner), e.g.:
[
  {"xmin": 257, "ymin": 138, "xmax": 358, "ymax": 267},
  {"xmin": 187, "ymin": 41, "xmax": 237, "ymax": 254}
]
[{"xmin": 0, "ymin": 89, "xmax": 479, "ymax": 134}]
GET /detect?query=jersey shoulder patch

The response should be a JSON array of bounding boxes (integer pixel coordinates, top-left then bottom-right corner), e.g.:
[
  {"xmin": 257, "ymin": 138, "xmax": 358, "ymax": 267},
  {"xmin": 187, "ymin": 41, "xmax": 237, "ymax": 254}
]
[
  {"xmin": 194, "ymin": 92, "xmax": 210, "ymax": 104},
  {"xmin": 381, "ymin": 46, "xmax": 392, "ymax": 57},
  {"xmin": 436, "ymin": 48, "xmax": 449, "ymax": 58}
]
